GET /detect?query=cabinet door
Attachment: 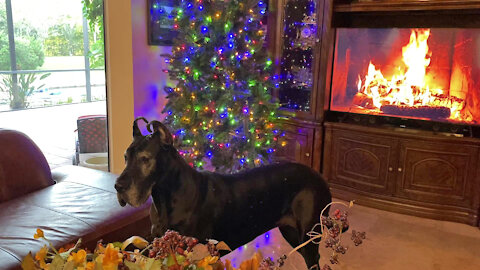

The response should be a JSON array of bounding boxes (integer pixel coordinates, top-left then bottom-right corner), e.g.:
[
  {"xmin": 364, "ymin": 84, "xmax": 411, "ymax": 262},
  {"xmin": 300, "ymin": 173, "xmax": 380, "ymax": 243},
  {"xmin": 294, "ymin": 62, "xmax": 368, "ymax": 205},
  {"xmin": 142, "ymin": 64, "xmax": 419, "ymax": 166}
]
[
  {"xmin": 327, "ymin": 129, "xmax": 397, "ymax": 195},
  {"xmin": 396, "ymin": 140, "xmax": 479, "ymax": 207},
  {"xmin": 275, "ymin": 0, "xmax": 321, "ymax": 119},
  {"xmin": 275, "ymin": 124, "xmax": 314, "ymax": 166}
]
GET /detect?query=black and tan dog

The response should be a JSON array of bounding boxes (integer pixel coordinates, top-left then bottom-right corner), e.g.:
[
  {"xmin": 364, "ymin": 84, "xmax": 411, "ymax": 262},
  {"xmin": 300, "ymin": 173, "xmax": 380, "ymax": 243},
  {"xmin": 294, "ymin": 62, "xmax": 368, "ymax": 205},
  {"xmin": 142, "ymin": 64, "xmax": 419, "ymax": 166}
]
[{"xmin": 115, "ymin": 118, "xmax": 332, "ymax": 268}]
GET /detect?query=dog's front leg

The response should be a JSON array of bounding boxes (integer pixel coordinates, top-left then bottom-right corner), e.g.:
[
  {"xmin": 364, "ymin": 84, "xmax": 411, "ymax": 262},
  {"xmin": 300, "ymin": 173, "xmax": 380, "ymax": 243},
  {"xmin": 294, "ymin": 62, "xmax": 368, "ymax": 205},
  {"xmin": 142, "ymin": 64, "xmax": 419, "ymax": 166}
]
[{"xmin": 150, "ymin": 203, "xmax": 167, "ymax": 238}]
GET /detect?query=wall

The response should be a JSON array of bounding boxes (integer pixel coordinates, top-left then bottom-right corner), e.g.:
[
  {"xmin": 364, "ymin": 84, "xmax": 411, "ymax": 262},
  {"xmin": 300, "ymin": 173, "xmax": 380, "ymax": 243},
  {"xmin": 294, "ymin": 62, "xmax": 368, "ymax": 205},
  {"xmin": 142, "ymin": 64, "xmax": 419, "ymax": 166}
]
[
  {"xmin": 104, "ymin": 0, "xmax": 135, "ymax": 174},
  {"xmin": 104, "ymin": 0, "xmax": 172, "ymax": 174},
  {"xmin": 131, "ymin": 0, "xmax": 172, "ymax": 124}
]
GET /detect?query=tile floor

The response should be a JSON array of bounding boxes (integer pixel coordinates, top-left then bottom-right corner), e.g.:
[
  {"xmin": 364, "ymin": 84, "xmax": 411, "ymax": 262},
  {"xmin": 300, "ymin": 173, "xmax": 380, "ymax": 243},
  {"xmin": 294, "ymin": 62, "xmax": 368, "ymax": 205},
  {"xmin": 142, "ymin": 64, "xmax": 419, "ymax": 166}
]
[
  {"xmin": 0, "ymin": 101, "xmax": 106, "ymax": 170},
  {"xmin": 224, "ymin": 201, "xmax": 480, "ymax": 270}
]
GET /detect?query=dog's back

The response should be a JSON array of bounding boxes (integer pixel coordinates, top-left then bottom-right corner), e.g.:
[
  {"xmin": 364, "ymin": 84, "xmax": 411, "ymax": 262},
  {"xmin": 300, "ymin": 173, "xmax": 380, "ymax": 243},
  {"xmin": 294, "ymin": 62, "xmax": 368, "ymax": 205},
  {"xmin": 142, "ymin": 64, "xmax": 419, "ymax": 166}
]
[{"xmin": 198, "ymin": 162, "xmax": 331, "ymax": 257}]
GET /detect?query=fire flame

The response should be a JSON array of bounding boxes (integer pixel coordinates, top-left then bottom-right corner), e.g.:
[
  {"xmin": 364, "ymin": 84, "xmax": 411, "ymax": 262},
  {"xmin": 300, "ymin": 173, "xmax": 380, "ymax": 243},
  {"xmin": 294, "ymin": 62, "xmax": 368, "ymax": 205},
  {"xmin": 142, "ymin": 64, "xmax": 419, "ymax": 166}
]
[{"xmin": 355, "ymin": 29, "xmax": 468, "ymax": 122}]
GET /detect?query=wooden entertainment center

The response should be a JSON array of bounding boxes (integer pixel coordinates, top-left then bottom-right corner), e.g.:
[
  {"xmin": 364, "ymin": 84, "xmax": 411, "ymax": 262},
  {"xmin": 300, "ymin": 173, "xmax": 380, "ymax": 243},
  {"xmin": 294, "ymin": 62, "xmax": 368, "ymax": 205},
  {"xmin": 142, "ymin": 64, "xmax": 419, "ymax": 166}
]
[
  {"xmin": 323, "ymin": 121, "xmax": 480, "ymax": 225},
  {"xmin": 270, "ymin": 0, "xmax": 480, "ymax": 226}
]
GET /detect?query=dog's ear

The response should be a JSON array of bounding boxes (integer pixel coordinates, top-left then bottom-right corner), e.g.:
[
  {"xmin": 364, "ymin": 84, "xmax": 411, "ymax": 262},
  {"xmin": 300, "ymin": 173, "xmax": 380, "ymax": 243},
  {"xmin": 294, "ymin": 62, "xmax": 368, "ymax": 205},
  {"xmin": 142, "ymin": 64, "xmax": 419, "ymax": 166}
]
[
  {"xmin": 147, "ymin": 120, "xmax": 173, "ymax": 145},
  {"xmin": 133, "ymin": 117, "xmax": 148, "ymax": 139}
]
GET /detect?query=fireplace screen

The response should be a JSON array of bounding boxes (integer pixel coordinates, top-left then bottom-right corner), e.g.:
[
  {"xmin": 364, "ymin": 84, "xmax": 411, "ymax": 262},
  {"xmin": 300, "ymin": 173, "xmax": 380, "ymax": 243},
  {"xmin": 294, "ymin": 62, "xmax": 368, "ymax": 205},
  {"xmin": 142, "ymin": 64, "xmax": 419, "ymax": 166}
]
[{"xmin": 330, "ymin": 28, "xmax": 480, "ymax": 124}]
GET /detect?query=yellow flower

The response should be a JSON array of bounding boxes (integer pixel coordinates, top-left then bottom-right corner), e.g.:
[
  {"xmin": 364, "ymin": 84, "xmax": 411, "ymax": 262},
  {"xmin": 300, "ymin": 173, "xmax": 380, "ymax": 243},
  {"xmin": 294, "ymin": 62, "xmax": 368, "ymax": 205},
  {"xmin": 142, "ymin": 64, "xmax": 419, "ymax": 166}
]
[
  {"xmin": 67, "ymin": 249, "xmax": 87, "ymax": 266},
  {"xmin": 35, "ymin": 246, "xmax": 48, "ymax": 261},
  {"xmin": 85, "ymin": 262, "xmax": 95, "ymax": 270},
  {"xmin": 239, "ymin": 253, "xmax": 262, "ymax": 270},
  {"xmin": 96, "ymin": 243, "xmax": 123, "ymax": 270},
  {"xmin": 197, "ymin": 255, "xmax": 219, "ymax": 270},
  {"xmin": 34, "ymin": 229, "xmax": 45, "ymax": 239},
  {"xmin": 35, "ymin": 246, "xmax": 49, "ymax": 269},
  {"xmin": 224, "ymin": 259, "xmax": 237, "ymax": 270}
]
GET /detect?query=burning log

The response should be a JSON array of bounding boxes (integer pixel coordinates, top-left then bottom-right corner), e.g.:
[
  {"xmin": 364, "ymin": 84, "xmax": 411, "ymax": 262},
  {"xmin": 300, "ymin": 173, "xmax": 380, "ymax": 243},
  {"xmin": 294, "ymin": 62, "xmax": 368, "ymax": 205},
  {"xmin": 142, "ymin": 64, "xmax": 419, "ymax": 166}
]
[
  {"xmin": 353, "ymin": 92, "xmax": 376, "ymax": 109},
  {"xmin": 381, "ymin": 105, "xmax": 451, "ymax": 119}
]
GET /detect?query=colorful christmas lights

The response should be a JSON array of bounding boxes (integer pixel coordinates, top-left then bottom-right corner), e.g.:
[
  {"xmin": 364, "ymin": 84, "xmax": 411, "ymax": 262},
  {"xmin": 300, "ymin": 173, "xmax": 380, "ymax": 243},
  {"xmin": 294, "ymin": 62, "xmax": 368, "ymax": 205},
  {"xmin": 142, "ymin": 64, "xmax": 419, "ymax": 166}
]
[{"xmin": 161, "ymin": 0, "xmax": 285, "ymax": 172}]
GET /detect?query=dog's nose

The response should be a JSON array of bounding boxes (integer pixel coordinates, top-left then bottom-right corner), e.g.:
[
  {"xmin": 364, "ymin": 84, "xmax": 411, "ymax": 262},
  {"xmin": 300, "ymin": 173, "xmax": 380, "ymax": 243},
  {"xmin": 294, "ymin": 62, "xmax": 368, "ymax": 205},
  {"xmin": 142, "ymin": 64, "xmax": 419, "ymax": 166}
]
[{"xmin": 114, "ymin": 183, "xmax": 126, "ymax": 192}]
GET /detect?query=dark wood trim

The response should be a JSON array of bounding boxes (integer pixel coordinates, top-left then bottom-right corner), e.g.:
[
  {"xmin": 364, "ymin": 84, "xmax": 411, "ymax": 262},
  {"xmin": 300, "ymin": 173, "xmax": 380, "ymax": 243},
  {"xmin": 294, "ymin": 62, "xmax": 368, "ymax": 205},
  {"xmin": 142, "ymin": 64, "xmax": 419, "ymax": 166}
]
[
  {"xmin": 332, "ymin": 0, "xmax": 480, "ymax": 28},
  {"xmin": 321, "ymin": 123, "xmax": 333, "ymax": 177},
  {"xmin": 314, "ymin": 0, "xmax": 334, "ymax": 121},
  {"xmin": 307, "ymin": 0, "xmax": 326, "ymax": 122},
  {"xmin": 330, "ymin": 185, "xmax": 479, "ymax": 226},
  {"xmin": 266, "ymin": 0, "xmax": 279, "ymax": 59},
  {"xmin": 270, "ymin": 0, "xmax": 282, "ymax": 104},
  {"xmin": 476, "ymin": 150, "xmax": 480, "ymax": 227},
  {"xmin": 279, "ymin": 108, "xmax": 317, "ymax": 120},
  {"xmin": 270, "ymin": 0, "xmax": 283, "ymax": 74},
  {"xmin": 334, "ymin": 0, "xmax": 480, "ymax": 12},
  {"xmin": 332, "ymin": 10, "xmax": 480, "ymax": 28},
  {"xmin": 277, "ymin": 117, "xmax": 322, "ymax": 128},
  {"xmin": 312, "ymin": 126, "xmax": 323, "ymax": 172},
  {"xmin": 324, "ymin": 122, "xmax": 480, "ymax": 145}
]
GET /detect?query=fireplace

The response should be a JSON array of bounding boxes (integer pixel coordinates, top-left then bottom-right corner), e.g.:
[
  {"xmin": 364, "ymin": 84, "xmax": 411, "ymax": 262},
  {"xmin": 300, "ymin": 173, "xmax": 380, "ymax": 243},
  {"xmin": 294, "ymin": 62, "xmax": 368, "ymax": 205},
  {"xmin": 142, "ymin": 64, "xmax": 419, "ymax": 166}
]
[
  {"xmin": 321, "ymin": 1, "xmax": 480, "ymax": 227},
  {"xmin": 328, "ymin": 27, "xmax": 480, "ymax": 135}
]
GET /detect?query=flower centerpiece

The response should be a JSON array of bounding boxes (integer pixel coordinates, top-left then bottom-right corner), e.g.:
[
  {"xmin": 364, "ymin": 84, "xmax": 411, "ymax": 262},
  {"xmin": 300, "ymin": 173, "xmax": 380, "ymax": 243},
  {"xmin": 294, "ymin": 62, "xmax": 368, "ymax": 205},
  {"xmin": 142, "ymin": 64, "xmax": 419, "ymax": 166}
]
[{"xmin": 22, "ymin": 201, "xmax": 364, "ymax": 270}]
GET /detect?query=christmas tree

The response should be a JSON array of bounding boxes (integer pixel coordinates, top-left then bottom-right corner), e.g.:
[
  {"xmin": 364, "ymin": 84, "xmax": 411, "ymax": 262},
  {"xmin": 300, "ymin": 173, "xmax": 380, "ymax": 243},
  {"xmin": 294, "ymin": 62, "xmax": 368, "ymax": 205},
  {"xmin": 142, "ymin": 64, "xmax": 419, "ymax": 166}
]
[{"xmin": 162, "ymin": 0, "xmax": 284, "ymax": 172}]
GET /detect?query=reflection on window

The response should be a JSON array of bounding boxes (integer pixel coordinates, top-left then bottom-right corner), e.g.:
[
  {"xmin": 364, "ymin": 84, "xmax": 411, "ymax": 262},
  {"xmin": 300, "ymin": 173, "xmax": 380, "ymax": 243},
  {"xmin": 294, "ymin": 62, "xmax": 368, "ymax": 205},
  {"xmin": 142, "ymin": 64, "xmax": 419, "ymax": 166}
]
[{"xmin": 278, "ymin": 0, "xmax": 317, "ymax": 112}]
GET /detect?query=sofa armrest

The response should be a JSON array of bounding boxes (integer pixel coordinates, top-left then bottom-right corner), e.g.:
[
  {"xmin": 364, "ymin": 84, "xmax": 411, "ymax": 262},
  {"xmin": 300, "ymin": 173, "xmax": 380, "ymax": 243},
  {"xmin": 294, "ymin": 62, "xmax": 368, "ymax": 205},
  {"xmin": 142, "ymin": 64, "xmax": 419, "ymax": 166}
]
[{"xmin": 0, "ymin": 129, "xmax": 54, "ymax": 203}]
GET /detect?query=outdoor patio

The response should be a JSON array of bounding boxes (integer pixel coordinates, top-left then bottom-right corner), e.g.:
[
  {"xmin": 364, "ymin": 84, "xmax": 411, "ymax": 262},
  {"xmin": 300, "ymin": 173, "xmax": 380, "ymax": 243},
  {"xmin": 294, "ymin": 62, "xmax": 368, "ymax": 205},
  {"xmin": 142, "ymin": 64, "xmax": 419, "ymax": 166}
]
[{"xmin": 0, "ymin": 101, "xmax": 107, "ymax": 170}]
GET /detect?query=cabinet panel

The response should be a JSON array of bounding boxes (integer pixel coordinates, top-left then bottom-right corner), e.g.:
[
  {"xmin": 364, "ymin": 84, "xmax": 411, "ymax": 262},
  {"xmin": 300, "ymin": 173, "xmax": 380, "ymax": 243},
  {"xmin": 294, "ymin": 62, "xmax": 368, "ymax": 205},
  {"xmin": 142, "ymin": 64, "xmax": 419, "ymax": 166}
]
[
  {"xmin": 329, "ymin": 129, "xmax": 397, "ymax": 195},
  {"xmin": 397, "ymin": 140, "xmax": 479, "ymax": 207},
  {"xmin": 275, "ymin": 124, "xmax": 314, "ymax": 166}
]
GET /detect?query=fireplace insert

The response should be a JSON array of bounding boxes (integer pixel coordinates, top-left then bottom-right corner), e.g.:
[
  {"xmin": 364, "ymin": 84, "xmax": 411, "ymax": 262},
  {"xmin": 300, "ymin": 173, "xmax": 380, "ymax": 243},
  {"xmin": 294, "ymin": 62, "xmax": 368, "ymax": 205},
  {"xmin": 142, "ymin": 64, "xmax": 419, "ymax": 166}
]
[{"xmin": 327, "ymin": 27, "xmax": 480, "ymax": 137}]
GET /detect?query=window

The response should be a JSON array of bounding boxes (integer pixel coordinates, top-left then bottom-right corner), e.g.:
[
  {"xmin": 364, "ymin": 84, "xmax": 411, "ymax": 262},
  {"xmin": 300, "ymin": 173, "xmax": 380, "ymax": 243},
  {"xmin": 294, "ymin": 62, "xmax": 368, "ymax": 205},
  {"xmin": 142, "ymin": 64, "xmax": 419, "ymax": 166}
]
[{"xmin": 0, "ymin": 0, "xmax": 108, "ymax": 171}]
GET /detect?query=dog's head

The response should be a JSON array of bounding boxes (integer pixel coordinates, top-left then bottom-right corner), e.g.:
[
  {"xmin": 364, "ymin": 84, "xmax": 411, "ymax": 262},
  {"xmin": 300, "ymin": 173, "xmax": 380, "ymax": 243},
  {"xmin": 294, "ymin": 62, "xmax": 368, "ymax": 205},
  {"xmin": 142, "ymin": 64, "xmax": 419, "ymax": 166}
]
[{"xmin": 115, "ymin": 117, "xmax": 173, "ymax": 207}]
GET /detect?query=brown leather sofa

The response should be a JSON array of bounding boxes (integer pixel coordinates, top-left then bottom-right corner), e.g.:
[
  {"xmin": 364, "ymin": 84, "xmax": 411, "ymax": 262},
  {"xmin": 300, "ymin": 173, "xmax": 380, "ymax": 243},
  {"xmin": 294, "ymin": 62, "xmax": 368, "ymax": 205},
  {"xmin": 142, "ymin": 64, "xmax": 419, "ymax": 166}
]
[{"xmin": 0, "ymin": 129, "xmax": 152, "ymax": 270}]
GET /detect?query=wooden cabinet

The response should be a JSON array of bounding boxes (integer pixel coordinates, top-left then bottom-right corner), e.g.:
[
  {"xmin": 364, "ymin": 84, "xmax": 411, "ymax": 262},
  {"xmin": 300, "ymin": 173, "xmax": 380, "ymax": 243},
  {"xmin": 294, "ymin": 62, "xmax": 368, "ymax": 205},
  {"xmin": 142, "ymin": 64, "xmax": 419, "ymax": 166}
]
[
  {"xmin": 266, "ymin": 0, "xmax": 480, "ymax": 226},
  {"xmin": 325, "ymin": 127, "xmax": 398, "ymax": 195},
  {"xmin": 275, "ymin": 123, "xmax": 315, "ymax": 167},
  {"xmin": 266, "ymin": 0, "xmax": 332, "ymax": 167},
  {"xmin": 323, "ymin": 122, "xmax": 480, "ymax": 226},
  {"xmin": 396, "ymin": 140, "xmax": 478, "ymax": 208}
]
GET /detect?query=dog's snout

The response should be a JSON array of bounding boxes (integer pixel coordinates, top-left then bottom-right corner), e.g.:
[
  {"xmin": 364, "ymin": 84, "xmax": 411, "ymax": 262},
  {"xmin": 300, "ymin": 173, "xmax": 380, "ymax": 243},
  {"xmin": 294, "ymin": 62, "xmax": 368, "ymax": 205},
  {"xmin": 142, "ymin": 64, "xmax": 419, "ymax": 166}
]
[{"xmin": 114, "ymin": 183, "xmax": 126, "ymax": 193}]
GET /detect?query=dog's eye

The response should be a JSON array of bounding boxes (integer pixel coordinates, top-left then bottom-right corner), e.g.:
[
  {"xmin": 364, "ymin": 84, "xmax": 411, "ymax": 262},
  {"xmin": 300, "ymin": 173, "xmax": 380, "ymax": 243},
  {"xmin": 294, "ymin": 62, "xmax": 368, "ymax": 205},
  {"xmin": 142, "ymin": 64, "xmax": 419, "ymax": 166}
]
[{"xmin": 140, "ymin": 156, "xmax": 149, "ymax": 163}]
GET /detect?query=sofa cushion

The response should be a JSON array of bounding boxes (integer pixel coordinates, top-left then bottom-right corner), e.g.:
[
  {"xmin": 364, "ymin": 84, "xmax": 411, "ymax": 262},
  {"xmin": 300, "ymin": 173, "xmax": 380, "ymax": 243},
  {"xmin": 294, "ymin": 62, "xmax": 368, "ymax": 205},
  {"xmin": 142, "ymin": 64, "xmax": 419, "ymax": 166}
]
[
  {"xmin": 0, "ymin": 129, "xmax": 54, "ymax": 202},
  {"xmin": 0, "ymin": 165, "xmax": 151, "ymax": 270}
]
